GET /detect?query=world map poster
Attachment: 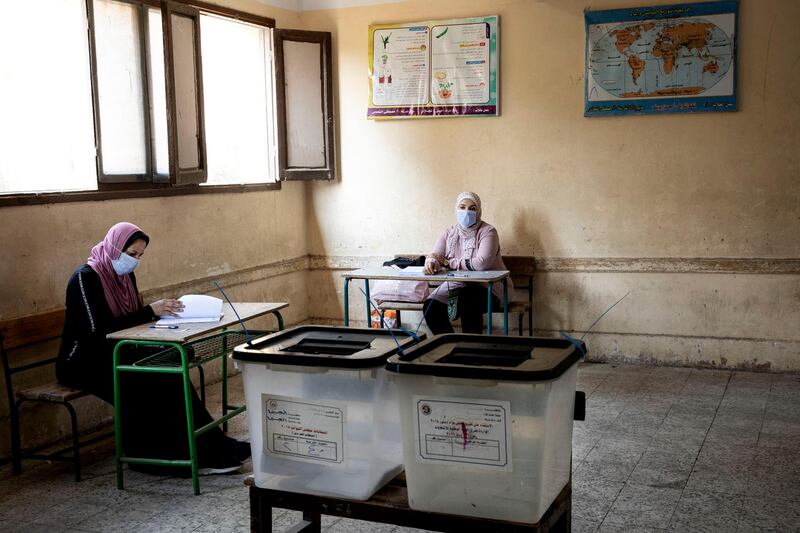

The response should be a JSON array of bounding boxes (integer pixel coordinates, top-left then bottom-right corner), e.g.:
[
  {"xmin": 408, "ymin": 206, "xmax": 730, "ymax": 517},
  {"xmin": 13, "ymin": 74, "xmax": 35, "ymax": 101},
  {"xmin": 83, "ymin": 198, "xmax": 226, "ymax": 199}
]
[{"xmin": 585, "ymin": 1, "xmax": 738, "ymax": 116}]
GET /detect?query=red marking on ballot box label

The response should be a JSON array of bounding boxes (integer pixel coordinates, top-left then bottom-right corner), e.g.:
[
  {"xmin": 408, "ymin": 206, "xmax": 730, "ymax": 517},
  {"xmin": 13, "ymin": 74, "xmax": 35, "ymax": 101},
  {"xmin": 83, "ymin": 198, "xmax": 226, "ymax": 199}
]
[{"xmin": 461, "ymin": 422, "xmax": 468, "ymax": 449}]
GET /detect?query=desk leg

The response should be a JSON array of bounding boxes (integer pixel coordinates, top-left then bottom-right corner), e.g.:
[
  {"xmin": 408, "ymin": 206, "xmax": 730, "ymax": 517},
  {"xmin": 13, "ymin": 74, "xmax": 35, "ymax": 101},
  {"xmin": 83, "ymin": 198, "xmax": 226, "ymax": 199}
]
[
  {"xmin": 343, "ymin": 278, "xmax": 350, "ymax": 326},
  {"xmin": 486, "ymin": 282, "xmax": 493, "ymax": 335},
  {"xmin": 112, "ymin": 342, "xmax": 124, "ymax": 490},
  {"xmin": 271, "ymin": 311, "xmax": 285, "ymax": 331},
  {"xmin": 301, "ymin": 510, "xmax": 322, "ymax": 533},
  {"xmin": 503, "ymin": 278, "xmax": 509, "ymax": 336},
  {"xmin": 249, "ymin": 486, "xmax": 271, "ymax": 533},
  {"xmin": 221, "ymin": 333, "xmax": 229, "ymax": 433},
  {"xmin": 364, "ymin": 280, "xmax": 371, "ymax": 327},
  {"xmin": 179, "ymin": 346, "xmax": 201, "ymax": 495}
]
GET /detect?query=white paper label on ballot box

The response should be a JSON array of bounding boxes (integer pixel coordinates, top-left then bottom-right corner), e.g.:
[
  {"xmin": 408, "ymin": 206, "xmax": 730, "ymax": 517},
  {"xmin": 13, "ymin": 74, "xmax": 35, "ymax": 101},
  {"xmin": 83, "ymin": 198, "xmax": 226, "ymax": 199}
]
[
  {"xmin": 262, "ymin": 394, "xmax": 345, "ymax": 465},
  {"xmin": 413, "ymin": 395, "xmax": 512, "ymax": 471}
]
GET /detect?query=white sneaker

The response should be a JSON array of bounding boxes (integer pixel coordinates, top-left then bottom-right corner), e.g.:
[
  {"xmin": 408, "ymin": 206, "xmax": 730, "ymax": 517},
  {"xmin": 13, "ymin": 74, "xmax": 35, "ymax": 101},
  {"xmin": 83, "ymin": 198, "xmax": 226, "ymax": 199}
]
[{"xmin": 198, "ymin": 458, "xmax": 242, "ymax": 476}]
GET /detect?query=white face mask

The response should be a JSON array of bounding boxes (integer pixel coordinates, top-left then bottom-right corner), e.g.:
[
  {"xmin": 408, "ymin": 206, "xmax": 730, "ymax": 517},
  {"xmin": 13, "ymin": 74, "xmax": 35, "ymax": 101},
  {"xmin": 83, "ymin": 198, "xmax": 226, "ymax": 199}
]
[{"xmin": 112, "ymin": 251, "xmax": 139, "ymax": 275}]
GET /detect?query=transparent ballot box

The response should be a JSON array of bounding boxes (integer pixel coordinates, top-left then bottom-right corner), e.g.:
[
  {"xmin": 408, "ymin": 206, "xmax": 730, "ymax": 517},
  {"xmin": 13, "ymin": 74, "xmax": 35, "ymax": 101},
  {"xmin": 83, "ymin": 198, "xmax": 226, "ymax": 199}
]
[
  {"xmin": 385, "ymin": 334, "xmax": 583, "ymax": 523},
  {"xmin": 233, "ymin": 326, "xmax": 422, "ymax": 500}
]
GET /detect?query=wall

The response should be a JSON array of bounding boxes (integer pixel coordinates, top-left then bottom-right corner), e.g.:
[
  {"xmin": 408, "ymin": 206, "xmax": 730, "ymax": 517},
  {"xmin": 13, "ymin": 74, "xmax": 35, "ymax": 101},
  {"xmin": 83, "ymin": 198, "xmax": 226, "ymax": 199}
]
[
  {"xmin": 302, "ymin": 0, "xmax": 800, "ymax": 371},
  {"xmin": 0, "ymin": 0, "xmax": 308, "ymax": 458}
]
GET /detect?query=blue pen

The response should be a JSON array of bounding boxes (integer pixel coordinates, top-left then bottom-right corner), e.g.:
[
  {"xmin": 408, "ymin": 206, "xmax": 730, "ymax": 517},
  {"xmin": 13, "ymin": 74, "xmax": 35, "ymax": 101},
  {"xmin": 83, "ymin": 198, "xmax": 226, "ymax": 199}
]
[{"xmin": 150, "ymin": 324, "xmax": 179, "ymax": 329}]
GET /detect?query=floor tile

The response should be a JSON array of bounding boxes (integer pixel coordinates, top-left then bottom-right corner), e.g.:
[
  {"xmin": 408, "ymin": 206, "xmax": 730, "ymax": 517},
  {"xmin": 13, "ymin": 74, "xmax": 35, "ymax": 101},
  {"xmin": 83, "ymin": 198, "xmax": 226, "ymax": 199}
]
[
  {"xmin": 668, "ymin": 490, "xmax": 743, "ymax": 532},
  {"xmin": 572, "ymin": 474, "xmax": 624, "ymax": 523},
  {"xmin": 737, "ymin": 495, "xmax": 800, "ymax": 532},
  {"xmin": 628, "ymin": 449, "xmax": 695, "ymax": 489},
  {"xmin": 573, "ymin": 513, "xmax": 602, "ymax": 533},
  {"xmin": 602, "ymin": 483, "xmax": 681, "ymax": 529}
]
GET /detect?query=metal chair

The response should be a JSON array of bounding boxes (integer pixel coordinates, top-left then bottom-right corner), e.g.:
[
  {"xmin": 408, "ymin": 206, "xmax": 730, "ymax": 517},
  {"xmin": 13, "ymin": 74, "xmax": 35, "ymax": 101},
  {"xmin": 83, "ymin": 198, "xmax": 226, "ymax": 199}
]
[{"xmin": 1, "ymin": 333, "xmax": 92, "ymax": 481}]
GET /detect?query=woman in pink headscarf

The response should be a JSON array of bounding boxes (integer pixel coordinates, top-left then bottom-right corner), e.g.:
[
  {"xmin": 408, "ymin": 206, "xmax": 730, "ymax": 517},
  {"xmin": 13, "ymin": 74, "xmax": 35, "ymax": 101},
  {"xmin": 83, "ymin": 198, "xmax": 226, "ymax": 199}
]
[
  {"xmin": 56, "ymin": 222, "xmax": 183, "ymax": 394},
  {"xmin": 423, "ymin": 192, "xmax": 512, "ymax": 334},
  {"xmin": 56, "ymin": 223, "xmax": 249, "ymax": 475}
]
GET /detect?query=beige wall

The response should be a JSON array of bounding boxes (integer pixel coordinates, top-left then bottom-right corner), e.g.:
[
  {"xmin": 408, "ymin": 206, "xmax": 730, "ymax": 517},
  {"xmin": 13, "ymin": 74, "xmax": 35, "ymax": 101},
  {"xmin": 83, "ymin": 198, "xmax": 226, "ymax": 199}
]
[
  {"xmin": 0, "ymin": 0, "xmax": 308, "ymax": 458},
  {"xmin": 302, "ymin": 0, "xmax": 800, "ymax": 370}
]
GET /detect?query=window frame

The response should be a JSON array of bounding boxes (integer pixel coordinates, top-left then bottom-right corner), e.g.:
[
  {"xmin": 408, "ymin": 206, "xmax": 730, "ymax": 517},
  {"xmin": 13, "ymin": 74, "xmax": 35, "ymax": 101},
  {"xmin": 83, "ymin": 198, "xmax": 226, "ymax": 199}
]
[
  {"xmin": 274, "ymin": 29, "xmax": 336, "ymax": 182},
  {"xmin": 0, "ymin": 0, "xmax": 282, "ymax": 207},
  {"xmin": 162, "ymin": 1, "xmax": 208, "ymax": 185},
  {"xmin": 87, "ymin": 0, "xmax": 156, "ymax": 185}
]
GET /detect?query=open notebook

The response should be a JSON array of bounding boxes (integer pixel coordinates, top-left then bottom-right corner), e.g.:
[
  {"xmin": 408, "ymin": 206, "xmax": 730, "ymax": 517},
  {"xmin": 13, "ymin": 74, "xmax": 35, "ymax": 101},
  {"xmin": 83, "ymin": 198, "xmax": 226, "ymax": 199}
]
[{"xmin": 155, "ymin": 295, "xmax": 224, "ymax": 325}]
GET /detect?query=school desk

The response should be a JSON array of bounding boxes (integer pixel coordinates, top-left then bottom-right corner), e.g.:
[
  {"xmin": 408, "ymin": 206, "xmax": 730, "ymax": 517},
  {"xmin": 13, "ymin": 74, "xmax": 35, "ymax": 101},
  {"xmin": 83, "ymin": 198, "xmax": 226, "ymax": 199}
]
[
  {"xmin": 341, "ymin": 268, "xmax": 510, "ymax": 335},
  {"xmin": 108, "ymin": 302, "xmax": 287, "ymax": 495}
]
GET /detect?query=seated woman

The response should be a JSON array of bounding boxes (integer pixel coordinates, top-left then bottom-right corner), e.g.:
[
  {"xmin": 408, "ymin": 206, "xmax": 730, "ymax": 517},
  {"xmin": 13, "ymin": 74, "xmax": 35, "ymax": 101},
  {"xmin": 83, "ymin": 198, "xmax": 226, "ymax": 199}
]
[
  {"xmin": 423, "ymin": 192, "xmax": 512, "ymax": 334},
  {"xmin": 56, "ymin": 222, "xmax": 248, "ymax": 475}
]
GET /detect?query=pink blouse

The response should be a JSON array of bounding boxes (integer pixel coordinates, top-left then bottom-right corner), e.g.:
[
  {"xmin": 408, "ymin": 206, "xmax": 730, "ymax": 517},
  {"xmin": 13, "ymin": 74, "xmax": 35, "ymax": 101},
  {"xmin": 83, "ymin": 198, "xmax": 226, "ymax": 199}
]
[{"xmin": 427, "ymin": 222, "xmax": 513, "ymax": 303}]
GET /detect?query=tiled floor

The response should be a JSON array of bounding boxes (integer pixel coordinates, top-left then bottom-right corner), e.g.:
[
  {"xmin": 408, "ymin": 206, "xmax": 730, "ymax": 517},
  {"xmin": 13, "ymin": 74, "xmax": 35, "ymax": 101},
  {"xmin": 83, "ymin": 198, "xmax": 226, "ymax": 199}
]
[{"xmin": 1, "ymin": 363, "xmax": 798, "ymax": 532}]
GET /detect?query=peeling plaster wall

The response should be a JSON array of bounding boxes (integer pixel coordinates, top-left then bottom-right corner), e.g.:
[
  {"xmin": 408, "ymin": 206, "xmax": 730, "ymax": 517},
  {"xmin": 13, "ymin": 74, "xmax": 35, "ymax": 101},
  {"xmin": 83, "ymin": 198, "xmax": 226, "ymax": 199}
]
[{"xmin": 302, "ymin": 0, "xmax": 800, "ymax": 371}]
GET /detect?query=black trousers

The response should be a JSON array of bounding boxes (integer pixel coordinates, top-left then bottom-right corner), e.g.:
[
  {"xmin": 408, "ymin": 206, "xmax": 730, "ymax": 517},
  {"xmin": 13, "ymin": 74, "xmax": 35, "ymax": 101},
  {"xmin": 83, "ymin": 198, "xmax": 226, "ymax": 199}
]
[
  {"xmin": 423, "ymin": 284, "xmax": 501, "ymax": 334},
  {"xmin": 61, "ymin": 346, "xmax": 229, "ymax": 465}
]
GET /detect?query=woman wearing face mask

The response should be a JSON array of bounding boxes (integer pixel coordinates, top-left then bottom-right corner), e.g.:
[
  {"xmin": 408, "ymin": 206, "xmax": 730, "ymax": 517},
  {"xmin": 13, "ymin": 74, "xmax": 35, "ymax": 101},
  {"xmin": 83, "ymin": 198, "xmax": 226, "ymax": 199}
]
[
  {"xmin": 56, "ymin": 222, "xmax": 249, "ymax": 475},
  {"xmin": 422, "ymin": 192, "xmax": 513, "ymax": 334}
]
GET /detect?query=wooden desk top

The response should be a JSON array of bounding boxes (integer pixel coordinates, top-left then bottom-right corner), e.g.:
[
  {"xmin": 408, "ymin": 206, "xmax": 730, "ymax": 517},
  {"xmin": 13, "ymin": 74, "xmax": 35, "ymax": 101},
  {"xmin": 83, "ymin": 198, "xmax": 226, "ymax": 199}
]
[
  {"xmin": 106, "ymin": 302, "xmax": 288, "ymax": 343},
  {"xmin": 341, "ymin": 267, "xmax": 509, "ymax": 283}
]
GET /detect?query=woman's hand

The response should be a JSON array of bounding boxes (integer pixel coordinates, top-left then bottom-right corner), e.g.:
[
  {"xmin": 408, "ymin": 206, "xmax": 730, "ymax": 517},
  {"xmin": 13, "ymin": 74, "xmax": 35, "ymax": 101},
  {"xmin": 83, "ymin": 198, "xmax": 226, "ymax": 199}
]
[
  {"xmin": 424, "ymin": 257, "xmax": 440, "ymax": 275},
  {"xmin": 150, "ymin": 299, "xmax": 185, "ymax": 317},
  {"xmin": 430, "ymin": 253, "xmax": 448, "ymax": 266},
  {"xmin": 424, "ymin": 254, "xmax": 449, "ymax": 274}
]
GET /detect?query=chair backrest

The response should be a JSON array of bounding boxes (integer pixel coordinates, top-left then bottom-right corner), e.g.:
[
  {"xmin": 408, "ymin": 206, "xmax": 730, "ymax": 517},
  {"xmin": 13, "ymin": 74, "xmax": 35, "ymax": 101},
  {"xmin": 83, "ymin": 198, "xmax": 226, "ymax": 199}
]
[
  {"xmin": 1, "ymin": 310, "xmax": 65, "ymax": 352},
  {"xmin": 502, "ymin": 255, "xmax": 535, "ymax": 302},
  {"xmin": 1, "ymin": 309, "xmax": 66, "ymax": 402}
]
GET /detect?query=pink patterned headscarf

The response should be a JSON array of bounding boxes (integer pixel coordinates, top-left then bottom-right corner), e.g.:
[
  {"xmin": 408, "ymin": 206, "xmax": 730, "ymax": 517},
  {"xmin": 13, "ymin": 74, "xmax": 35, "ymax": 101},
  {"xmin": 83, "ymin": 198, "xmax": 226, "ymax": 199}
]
[{"xmin": 87, "ymin": 222, "xmax": 145, "ymax": 318}]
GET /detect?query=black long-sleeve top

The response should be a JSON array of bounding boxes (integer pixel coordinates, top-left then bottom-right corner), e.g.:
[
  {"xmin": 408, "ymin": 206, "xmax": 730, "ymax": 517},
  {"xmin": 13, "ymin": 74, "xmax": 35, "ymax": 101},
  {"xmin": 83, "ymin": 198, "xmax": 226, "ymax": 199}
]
[{"xmin": 56, "ymin": 264, "xmax": 157, "ymax": 396}]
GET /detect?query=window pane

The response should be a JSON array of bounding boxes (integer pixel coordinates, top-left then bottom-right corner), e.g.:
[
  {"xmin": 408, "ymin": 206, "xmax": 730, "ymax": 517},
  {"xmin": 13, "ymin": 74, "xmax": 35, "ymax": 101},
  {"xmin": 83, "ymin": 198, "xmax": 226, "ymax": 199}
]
[
  {"xmin": 171, "ymin": 13, "xmax": 200, "ymax": 170},
  {"xmin": 284, "ymin": 40, "xmax": 325, "ymax": 168},
  {"xmin": 94, "ymin": 0, "xmax": 147, "ymax": 175},
  {"xmin": 0, "ymin": 0, "xmax": 96, "ymax": 194},
  {"xmin": 200, "ymin": 15, "xmax": 275, "ymax": 185},
  {"xmin": 148, "ymin": 8, "xmax": 169, "ymax": 176}
]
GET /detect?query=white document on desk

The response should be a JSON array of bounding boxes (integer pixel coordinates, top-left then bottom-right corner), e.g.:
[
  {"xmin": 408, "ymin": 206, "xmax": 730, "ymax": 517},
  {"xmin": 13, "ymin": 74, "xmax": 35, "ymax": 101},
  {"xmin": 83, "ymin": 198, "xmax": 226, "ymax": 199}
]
[
  {"xmin": 155, "ymin": 294, "xmax": 224, "ymax": 325},
  {"xmin": 385, "ymin": 265, "xmax": 425, "ymax": 274}
]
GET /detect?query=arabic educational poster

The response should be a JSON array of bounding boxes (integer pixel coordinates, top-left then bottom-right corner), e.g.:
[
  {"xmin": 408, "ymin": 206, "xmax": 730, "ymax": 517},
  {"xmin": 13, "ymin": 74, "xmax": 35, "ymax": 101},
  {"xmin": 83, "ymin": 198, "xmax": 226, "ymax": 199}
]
[
  {"xmin": 368, "ymin": 15, "xmax": 499, "ymax": 119},
  {"xmin": 585, "ymin": 1, "xmax": 738, "ymax": 116}
]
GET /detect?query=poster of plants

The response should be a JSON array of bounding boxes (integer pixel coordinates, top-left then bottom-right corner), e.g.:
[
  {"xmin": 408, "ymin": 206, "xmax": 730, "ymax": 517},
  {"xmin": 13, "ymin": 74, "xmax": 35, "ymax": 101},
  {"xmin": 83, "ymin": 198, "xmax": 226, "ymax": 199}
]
[{"xmin": 368, "ymin": 15, "xmax": 499, "ymax": 119}]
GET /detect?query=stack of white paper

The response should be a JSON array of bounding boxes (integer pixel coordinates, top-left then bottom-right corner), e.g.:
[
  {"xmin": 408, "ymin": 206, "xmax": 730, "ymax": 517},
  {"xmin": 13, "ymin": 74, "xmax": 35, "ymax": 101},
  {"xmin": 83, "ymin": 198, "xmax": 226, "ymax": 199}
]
[{"xmin": 156, "ymin": 295, "xmax": 224, "ymax": 325}]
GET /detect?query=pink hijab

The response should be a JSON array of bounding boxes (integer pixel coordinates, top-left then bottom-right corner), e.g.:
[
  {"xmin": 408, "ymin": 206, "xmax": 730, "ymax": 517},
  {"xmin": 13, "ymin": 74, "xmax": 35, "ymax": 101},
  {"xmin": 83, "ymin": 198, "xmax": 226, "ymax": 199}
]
[{"xmin": 87, "ymin": 222, "xmax": 144, "ymax": 318}]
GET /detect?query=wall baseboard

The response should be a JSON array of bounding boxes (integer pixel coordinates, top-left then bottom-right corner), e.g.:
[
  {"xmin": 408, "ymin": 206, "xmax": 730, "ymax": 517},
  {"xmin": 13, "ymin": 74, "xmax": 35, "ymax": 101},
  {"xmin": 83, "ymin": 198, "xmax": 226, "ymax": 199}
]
[{"xmin": 309, "ymin": 254, "xmax": 800, "ymax": 275}]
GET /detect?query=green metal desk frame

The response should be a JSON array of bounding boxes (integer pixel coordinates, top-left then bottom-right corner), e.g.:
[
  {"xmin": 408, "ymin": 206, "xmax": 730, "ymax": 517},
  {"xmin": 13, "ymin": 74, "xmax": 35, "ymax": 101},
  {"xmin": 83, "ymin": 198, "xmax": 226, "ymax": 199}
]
[
  {"xmin": 343, "ymin": 272, "xmax": 509, "ymax": 335},
  {"xmin": 112, "ymin": 311, "xmax": 284, "ymax": 495}
]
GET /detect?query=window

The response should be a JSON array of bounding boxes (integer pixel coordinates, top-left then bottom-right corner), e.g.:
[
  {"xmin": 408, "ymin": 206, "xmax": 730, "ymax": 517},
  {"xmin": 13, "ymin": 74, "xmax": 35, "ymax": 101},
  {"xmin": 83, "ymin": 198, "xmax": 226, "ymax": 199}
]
[
  {"xmin": 200, "ymin": 14, "xmax": 276, "ymax": 185},
  {"xmin": 91, "ymin": 0, "xmax": 161, "ymax": 181},
  {"xmin": 0, "ymin": 0, "xmax": 97, "ymax": 194},
  {"xmin": 274, "ymin": 30, "xmax": 335, "ymax": 181},
  {"xmin": 0, "ymin": 0, "xmax": 334, "ymax": 204}
]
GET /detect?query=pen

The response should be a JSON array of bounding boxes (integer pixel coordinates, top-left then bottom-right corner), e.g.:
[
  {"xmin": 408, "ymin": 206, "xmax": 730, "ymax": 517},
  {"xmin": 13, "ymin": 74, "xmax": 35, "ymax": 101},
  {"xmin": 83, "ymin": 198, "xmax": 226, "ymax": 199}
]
[{"xmin": 150, "ymin": 325, "xmax": 179, "ymax": 329}]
